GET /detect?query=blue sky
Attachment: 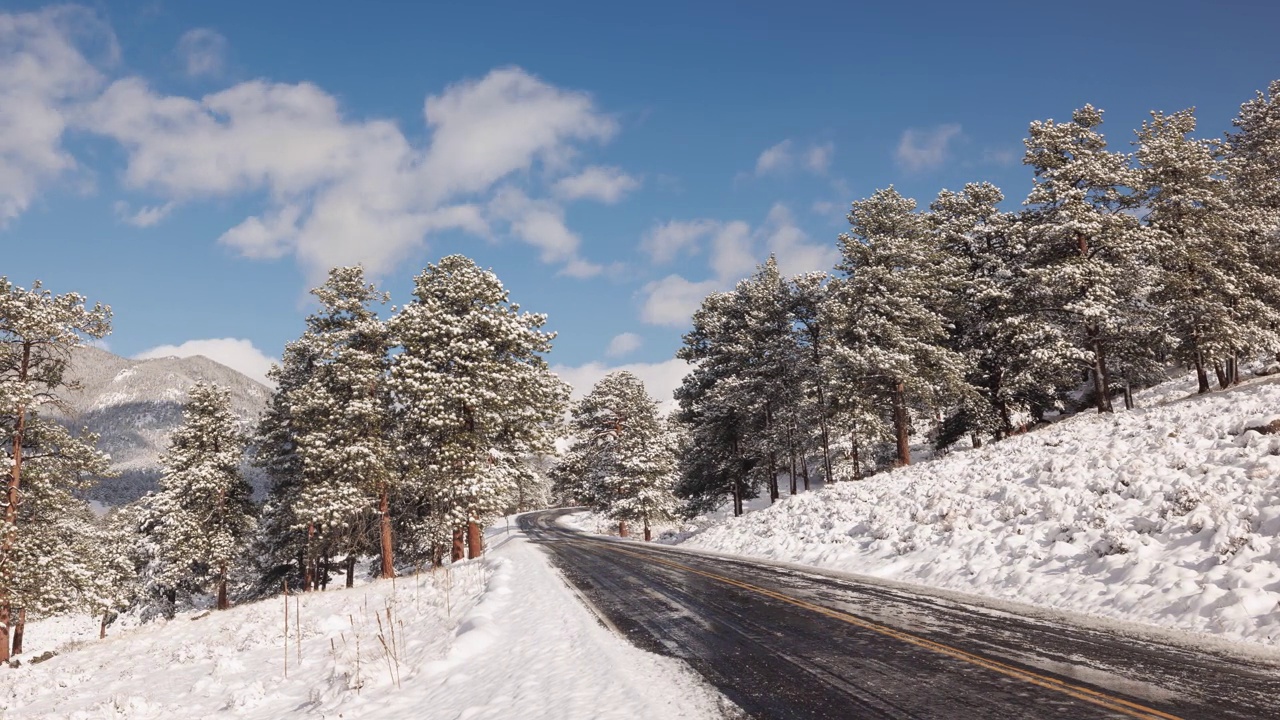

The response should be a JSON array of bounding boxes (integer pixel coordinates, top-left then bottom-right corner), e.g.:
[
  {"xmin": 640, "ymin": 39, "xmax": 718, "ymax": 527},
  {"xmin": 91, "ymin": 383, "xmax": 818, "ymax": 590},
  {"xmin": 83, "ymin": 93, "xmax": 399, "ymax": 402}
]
[{"xmin": 3, "ymin": 0, "xmax": 1279, "ymax": 399}]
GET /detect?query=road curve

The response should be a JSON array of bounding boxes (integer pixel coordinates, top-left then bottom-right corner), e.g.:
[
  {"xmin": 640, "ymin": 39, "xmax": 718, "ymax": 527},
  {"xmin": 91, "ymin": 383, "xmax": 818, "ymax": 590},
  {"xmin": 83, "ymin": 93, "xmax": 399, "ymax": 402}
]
[{"xmin": 521, "ymin": 509, "xmax": 1280, "ymax": 720}]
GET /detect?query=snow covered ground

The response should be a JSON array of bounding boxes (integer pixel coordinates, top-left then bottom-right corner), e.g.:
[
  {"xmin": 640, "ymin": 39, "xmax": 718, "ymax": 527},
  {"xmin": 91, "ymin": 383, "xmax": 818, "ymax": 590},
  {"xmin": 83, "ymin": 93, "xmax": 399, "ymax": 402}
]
[
  {"xmin": 671, "ymin": 372, "xmax": 1280, "ymax": 647},
  {"xmin": 0, "ymin": 524, "xmax": 726, "ymax": 719}
]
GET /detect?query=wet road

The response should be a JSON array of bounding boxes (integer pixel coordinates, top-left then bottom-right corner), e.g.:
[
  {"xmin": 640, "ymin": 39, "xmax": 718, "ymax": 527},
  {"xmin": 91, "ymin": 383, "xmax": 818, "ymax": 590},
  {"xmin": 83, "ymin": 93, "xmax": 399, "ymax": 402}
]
[{"xmin": 521, "ymin": 509, "xmax": 1280, "ymax": 720}]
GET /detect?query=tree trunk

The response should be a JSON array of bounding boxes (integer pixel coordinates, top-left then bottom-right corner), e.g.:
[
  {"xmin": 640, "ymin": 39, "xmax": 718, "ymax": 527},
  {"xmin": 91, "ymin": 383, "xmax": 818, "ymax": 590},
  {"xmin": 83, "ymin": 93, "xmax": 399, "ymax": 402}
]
[
  {"xmin": 1123, "ymin": 374, "xmax": 1134, "ymax": 410},
  {"xmin": 466, "ymin": 519, "xmax": 483, "ymax": 559},
  {"xmin": 100, "ymin": 611, "xmax": 109, "ymax": 640},
  {"xmin": 1230, "ymin": 354, "xmax": 1241, "ymax": 385},
  {"xmin": 971, "ymin": 433, "xmax": 982, "ymax": 449},
  {"xmin": 1195, "ymin": 357, "xmax": 1210, "ymax": 394},
  {"xmin": 0, "ymin": 603, "xmax": 8, "ymax": 663},
  {"xmin": 850, "ymin": 425, "xmax": 862, "ymax": 480},
  {"xmin": 788, "ymin": 432, "xmax": 798, "ymax": 496},
  {"xmin": 1215, "ymin": 363, "xmax": 1230, "ymax": 390},
  {"xmin": 378, "ymin": 487, "xmax": 395, "ymax": 578},
  {"xmin": 10, "ymin": 608, "xmax": 23, "ymax": 655},
  {"xmin": 217, "ymin": 566, "xmax": 229, "ymax": 610},
  {"xmin": 892, "ymin": 380, "xmax": 911, "ymax": 466},
  {"xmin": 732, "ymin": 479, "xmax": 743, "ymax": 516},
  {"xmin": 817, "ymin": 389, "xmax": 834, "ymax": 484},
  {"xmin": 346, "ymin": 556, "xmax": 356, "ymax": 588},
  {"xmin": 767, "ymin": 450, "xmax": 779, "ymax": 502},
  {"xmin": 618, "ymin": 520, "xmax": 628, "ymax": 538},
  {"xmin": 451, "ymin": 526, "xmax": 465, "ymax": 562},
  {"xmin": 800, "ymin": 452, "xmax": 811, "ymax": 491},
  {"xmin": 1090, "ymin": 338, "xmax": 1113, "ymax": 412},
  {"xmin": 643, "ymin": 517, "xmax": 651, "ymax": 542}
]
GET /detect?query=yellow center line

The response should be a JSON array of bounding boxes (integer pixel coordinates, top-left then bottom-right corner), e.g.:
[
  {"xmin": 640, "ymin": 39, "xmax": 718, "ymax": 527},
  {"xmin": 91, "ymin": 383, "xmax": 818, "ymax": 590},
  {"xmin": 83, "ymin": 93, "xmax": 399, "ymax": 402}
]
[{"xmin": 584, "ymin": 539, "xmax": 1183, "ymax": 720}]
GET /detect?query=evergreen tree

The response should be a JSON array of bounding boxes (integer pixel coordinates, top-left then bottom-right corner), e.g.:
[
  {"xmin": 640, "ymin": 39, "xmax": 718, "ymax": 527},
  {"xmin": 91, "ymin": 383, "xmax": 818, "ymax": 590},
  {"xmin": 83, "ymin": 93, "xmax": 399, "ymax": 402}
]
[
  {"xmin": 1138, "ymin": 108, "xmax": 1278, "ymax": 391},
  {"xmin": 557, "ymin": 372, "xmax": 679, "ymax": 540},
  {"xmin": 789, "ymin": 271, "xmax": 835, "ymax": 487},
  {"xmin": 389, "ymin": 256, "xmax": 568, "ymax": 562},
  {"xmin": 150, "ymin": 383, "xmax": 254, "ymax": 611},
  {"xmin": 1020, "ymin": 105, "xmax": 1162, "ymax": 413},
  {"xmin": 930, "ymin": 183, "xmax": 1076, "ymax": 441},
  {"xmin": 1223, "ymin": 80, "xmax": 1280, "ymax": 367},
  {"xmin": 823, "ymin": 187, "xmax": 970, "ymax": 468},
  {"xmin": 0, "ymin": 278, "xmax": 111, "ymax": 661}
]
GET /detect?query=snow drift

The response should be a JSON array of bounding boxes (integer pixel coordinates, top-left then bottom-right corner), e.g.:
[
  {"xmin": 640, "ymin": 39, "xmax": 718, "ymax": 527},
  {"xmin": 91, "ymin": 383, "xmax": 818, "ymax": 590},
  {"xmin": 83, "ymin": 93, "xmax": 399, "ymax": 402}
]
[{"xmin": 676, "ymin": 373, "xmax": 1280, "ymax": 646}]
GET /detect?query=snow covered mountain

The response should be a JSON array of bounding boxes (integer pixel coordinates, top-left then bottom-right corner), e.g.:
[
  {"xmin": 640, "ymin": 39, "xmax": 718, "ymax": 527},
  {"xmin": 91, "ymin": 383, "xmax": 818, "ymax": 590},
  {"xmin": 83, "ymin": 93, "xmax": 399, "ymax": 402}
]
[{"xmin": 53, "ymin": 346, "xmax": 271, "ymax": 506}]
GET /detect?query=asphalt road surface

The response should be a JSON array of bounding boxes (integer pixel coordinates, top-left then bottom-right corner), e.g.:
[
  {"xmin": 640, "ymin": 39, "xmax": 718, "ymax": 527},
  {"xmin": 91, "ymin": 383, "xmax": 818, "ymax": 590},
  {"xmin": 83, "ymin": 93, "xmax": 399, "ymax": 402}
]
[{"xmin": 521, "ymin": 509, "xmax": 1280, "ymax": 720}]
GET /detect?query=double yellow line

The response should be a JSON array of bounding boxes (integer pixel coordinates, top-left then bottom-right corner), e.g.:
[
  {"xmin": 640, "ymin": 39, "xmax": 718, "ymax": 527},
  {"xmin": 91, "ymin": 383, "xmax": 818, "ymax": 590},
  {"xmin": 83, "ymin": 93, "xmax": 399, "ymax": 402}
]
[{"xmin": 591, "ymin": 541, "xmax": 1183, "ymax": 720}]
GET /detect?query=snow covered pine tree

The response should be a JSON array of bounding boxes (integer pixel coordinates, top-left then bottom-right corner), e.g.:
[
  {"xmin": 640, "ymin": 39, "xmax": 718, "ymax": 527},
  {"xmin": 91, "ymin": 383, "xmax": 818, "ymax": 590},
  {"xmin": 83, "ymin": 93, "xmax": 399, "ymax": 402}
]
[
  {"xmin": 150, "ymin": 383, "xmax": 254, "ymax": 611},
  {"xmin": 0, "ymin": 279, "xmax": 112, "ymax": 662},
  {"xmin": 557, "ymin": 371, "xmax": 679, "ymax": 540},
  {"xmin": 389, "ymin": 256, "xmax": 568, "ymax": 562}
]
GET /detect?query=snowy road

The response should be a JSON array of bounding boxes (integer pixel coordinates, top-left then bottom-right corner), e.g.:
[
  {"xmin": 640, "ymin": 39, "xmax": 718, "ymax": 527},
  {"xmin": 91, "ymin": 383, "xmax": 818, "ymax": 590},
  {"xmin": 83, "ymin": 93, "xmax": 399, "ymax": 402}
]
[{"xmin": 523, "ymin": 509, "xmax": 1280, "ymax": 719}]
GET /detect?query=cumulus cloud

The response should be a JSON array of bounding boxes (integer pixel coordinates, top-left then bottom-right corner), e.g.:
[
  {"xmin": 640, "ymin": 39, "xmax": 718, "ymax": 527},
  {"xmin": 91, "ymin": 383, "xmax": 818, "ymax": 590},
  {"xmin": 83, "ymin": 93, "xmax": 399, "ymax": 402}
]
[
  {"xmin": 637, "ymin": 206, "xmax": 834, "ymax": 327},
  {"xmin": 487, "ymin": 186, "xmax": 601, "ymax": 278},
  {"xmin": 895, "ymin": 123, "xmax": 962, "ymax": 172},
  {"xmin": 175, "ymin": 28, "xmax": 227, "ymax": 78},
  {"xmin": 552, "ymin": 165, "xmax": 639, "ymax": 204},
  {"xmin": 135, "ymin": 337, "xmax": 278, "ymax": 386},
  {"xmin": 754, "ymin": 139, "xmax": 834, "ymax": 177},
  {"xmin": 72, "ymin": 64, "xmax": 617, "ymax": 279},
  {"xmin": 113, "ymin": 200, "xmax": 175, "ymax": 227},
  {"xmin": 640, "ymin": 219, "xmax": 718, "ymax": 264},
  {"xmin": 604, "ymin": 332, "xmax": 642, "ymax": 358},
  {"xmin": 804, "ymin": 142, "xmax": 834, "ymax": 174},
  {"xmin": 0, "ymin": 6, "xmax": 115, "ymax": 226},
  {"xmin": 754, "ymin": 139, "xmax": 793, "ymax": 176},
  {"xmin": 551, "ymin": 357, "xmax": 690, "ymax": 414}
]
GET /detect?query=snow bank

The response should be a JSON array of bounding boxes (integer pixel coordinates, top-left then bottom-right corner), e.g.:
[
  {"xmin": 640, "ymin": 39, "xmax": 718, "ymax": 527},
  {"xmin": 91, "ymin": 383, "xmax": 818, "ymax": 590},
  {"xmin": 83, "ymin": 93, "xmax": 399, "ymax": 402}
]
[
  {"xmin": 678, "ymin": 373, "xmax": 1280, "ymax": 646},
  {"xmin": 2, "ymin": 528, "xmax": 724, "ymax": 718}
]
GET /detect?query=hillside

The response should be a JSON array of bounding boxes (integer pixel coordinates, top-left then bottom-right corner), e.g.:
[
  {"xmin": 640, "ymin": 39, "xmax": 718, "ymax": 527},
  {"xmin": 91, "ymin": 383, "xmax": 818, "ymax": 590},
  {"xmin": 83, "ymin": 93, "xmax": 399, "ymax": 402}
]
[
  {"xmin": 671, "ymin": 372, "xmax": 1280, "ymax": 647},
  {"xmin": 53, "ymin": 346, "xmax": 271, "ymax": 506}
]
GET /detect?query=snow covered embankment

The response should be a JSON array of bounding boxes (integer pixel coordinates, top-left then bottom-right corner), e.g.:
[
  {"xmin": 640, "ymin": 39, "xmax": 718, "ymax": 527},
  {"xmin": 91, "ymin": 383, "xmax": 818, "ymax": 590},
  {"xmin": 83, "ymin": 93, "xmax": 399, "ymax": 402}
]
[
  {"xmin": 678, "ymin": 375, "xmax": 1280, "ymax": 647},
  {"xmin": 2, "ymin": 528, "xmax": 724, "ymax": 719}
]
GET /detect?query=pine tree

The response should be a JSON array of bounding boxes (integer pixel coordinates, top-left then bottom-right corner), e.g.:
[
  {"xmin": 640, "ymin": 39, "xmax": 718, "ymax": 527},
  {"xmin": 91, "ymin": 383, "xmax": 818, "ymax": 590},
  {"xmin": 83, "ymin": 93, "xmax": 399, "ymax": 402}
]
[
  {"xmin": 823, "ymin": 187, "xmax": 970, "ymax": 468},
  {"xmin": 1020, "ymin": 105, "xmax": 1162, "ymax": 413},
  {"xmin": 150, "ymin": 383, "xmax": 254, "ymax": 611},
  {"xmin": 1223, "ymin": 80, "xmax": 1280, "ymax": 368},
  {"xmin": 0, "ymin": 278, "xmax": 111, "ymax": 661},
  {"xmin": 389, "ymin": 256, "xmax": 568, "ymax": 562},
  {"xmin": 789, "ymin": 271, "xmax": 835, "ymax": 487},
  {"xmin": 1138, "ymin": 108, "xmax": 1277, "ymax": 391},
  {"xmin": 930, "ymin": 183, "xmax": 1076, "ymax": 441},
  {"xmin": 558, "ymin": 372, "xmax": 679, "ymax": 540}
]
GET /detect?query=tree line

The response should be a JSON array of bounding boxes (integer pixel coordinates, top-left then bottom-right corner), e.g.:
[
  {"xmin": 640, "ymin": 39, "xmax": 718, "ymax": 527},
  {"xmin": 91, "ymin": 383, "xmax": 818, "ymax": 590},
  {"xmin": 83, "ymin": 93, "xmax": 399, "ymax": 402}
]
[
  {"xmin": 672, "ymin": 81, "xmax": 1280, "ymax": 515},
  {"xmin": 0, "ymin": 255, "xmax": 568, "ymax": 662}
]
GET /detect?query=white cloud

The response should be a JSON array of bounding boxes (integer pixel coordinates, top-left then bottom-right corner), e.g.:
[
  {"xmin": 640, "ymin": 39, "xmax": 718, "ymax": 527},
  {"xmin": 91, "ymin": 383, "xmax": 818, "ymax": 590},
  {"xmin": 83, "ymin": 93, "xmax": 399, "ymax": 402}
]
[
  {"xmin": 175, "ymin": 28, "xmax": 227, "ymax": 79},
  {"xmin": 552, "ymin": 358, "xmax": 690, "ymax": 414},
  {"xmin": 605, "ymin": 332, "xmax": 642, "ymax": 358},
  {"xmin": 754, "ymin": 139, "xmax": 834, "ymax": 177},
  {"xmin": 135, "ymin": 337, "xmax": 278, "ymax": 386},
  {"xmin": 760, "ymin": 203, "xmax": 839, "ymax": 277},
  {"xmin": 641, "ymin": 219, "xmax": 718, "ymax": 264},
  {"xmin": 639, "ymin": 274, "xmax": 722, "ymax": 326},
  {"xmin": 637, "ymin": 206, "xmax": 836, "ymax": 327},
  {"xmin": 487, "ymin": 186, "xmax": 601, "ymax": 277},
  {"xmin": 895, "ymin": 123, "xmax": 962, "ymax": 172},
  {"xmin": 0, "ymin": 6, "xmax": 115, "ymax": 226},
  {"xmin": 754, "ymin": 139, "xmax": 793, "ymax": 176},
  {"xmin": 113, "ymin": 200, "xmax": 175, "ymax": 227},
  {"xmin": 552, "ymin": 165, "xmax": 639, "ymax": 204},
  {"xmin": 811, "ymin": 199, "xmax": 840, "ymax": 216},
  {"xmin": 804, "ymin": 142, "xmax": 834, "ymax": 174},
  {"xmin": 75, "ymin": 65, "xmax": 618, "ymax": 279}
]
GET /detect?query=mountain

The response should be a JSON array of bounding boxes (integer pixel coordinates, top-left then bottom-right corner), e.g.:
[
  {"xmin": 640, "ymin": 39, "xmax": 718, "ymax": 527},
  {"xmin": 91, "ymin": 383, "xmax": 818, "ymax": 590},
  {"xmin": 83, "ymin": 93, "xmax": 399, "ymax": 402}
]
[{"xmin": 52, "ymin": 346, "xmax": 272, "ymax": 506}]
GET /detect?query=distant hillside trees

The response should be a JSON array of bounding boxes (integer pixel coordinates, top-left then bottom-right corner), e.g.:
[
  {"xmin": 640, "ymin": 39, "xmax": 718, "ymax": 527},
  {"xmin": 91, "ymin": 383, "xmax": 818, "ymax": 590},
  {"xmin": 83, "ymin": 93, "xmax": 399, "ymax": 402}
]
[
  {"xmin": 553, "ymin": 371, "xmax": 679, "ymax": 540},
  {"xmin": 0, "ymin": 279, "xmax": 114, "ymax": 661},
  {"xmin": 670, "ymin": 79, "xmax": 1280, "ymax": 515}
]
